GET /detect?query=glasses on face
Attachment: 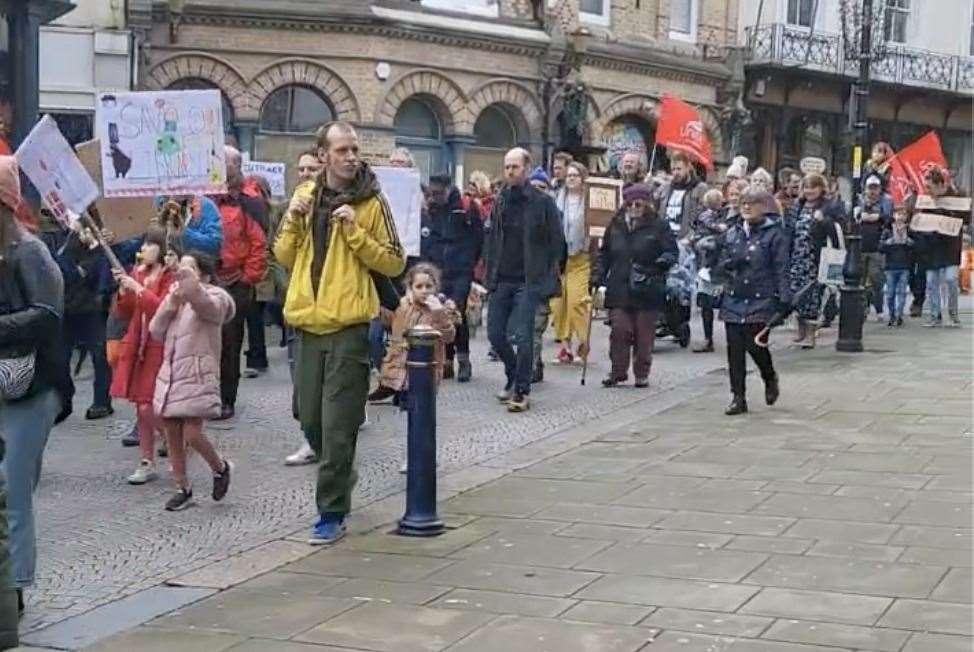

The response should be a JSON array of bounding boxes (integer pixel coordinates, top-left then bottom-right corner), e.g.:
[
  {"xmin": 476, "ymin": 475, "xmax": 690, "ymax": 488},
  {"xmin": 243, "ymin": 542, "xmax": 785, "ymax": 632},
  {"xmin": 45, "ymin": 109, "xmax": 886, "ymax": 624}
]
[{"xmin": 625, "ymin": 200, "xmax": 648, "ymax": 210}]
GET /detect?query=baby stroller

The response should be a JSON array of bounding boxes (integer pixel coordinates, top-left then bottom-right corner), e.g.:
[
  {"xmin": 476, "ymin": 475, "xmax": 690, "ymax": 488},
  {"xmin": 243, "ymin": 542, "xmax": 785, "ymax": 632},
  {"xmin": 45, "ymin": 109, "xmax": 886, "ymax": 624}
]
[{"xmin": 656, "ymin": 241, "xmax": 696, "ymax": 348}]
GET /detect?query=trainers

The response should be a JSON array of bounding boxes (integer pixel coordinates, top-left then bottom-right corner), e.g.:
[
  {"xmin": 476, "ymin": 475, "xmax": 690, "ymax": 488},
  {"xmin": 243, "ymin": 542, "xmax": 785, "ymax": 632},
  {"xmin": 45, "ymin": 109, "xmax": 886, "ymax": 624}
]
[
  {"xmin": 634, "ymin": 378, "xmax": 649, "ymax": 388},
  {"xmin": 399, "ymin": 460, "xmax": 408, "ymax": 474},
  {"xmin": 923, "ymin": 317, "xmax": 942, "ymax": 328},
  {"xmin": 887, "ymin": 317, "xmax": 896, "ymax": 328},
  {"xmin": 692, "ymin": 341, "xmax": 714, "ymax": 353},
  {"xmin": 309, "ymin": 514, "xmax": 346, "ymax": 545},
  {"xmin": 242, "ymin": 367, "xmax": 260, "ymax": 379},
  {"xmin": 127, "ymin": 460, "xmax": 157, "ymax": 485},
  {"xmin": 947, "ymin": 314, "xmax": 962, "ymax": 328},
  {"xmin": 896, "ymin": 316, "xmax": 904, "ymax": 327},
  {"xmin": 601, "ymin": 376, "xmax": 626, "ymax": 388},
  {"xmin": 496, "ymin": 383, "xmax": 514, "ymax": 403},
  {"xmin": 85, "ymin": 404, "xmax": 114, "ymax": 420},
  {"xmin": 285, "ymin": 442, "xmax": 317, "ymax": 466},
  {"xmin": 507, "ymin": 393, "xmax": 530, "ymax": 413},
  {"xmin": 554, "ymin": 347, "xmax": 574, "ymax": 365},
  {"xmin": 368, "ymin": 385, "xmax": 397, "ymax": 404},
  {"xmin": 121, "ymin": 423, "xmax": 139, "ymax": 447},
  {"xmin": 212, "ymin": 460, "xmax": 232, "ymax": 501},
  {"xmin": 165, "ymin": 487, "xmax": 195, "ymax": 511},
  {"xmin": 725, "ymin": 396, "xmax": 749, "ymax": 416}
]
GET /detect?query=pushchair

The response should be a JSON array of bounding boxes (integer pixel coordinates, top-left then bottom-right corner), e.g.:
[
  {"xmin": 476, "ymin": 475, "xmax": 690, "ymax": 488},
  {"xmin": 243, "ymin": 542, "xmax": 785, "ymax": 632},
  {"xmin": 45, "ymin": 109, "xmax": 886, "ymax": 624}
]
[{"xmin": 656, "ymin": 241, "xmax": 696, "ymax": 348}]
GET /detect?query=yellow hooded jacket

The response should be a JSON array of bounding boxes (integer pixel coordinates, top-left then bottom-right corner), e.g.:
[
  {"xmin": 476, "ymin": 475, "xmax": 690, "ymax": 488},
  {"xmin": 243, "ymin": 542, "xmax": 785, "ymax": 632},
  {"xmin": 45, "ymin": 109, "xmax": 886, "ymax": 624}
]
[{"xmin": 273, "ymin": 173, "xmax": 405, "ymax": 335}]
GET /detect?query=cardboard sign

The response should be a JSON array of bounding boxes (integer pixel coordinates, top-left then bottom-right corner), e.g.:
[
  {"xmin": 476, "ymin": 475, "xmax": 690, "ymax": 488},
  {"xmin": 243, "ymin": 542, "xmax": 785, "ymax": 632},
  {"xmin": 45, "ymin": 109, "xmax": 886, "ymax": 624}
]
[
  {"xmin": 585, "ymin": 177, "xmax": 623, "ymax": 232},
  {"xmin": 75, "ymin": 139, "xmax": 155, "ymax": 241},
  {"xmin": 800, "ymin": 156, "xmax": 827, "ymax": 176},
  {"xmin": 910, "ymin": 213, "xmax": 965, "ymax": 237},
  {"xmin": 96, "ymin": 90, "xmax": 227, "ymax": 197},
  {"xmin": 15, "ymin": 115, "xmax": 99, "ymax": 224},
  {"xmin": 373, "ymin": 166, "xmax": 422, "ymax": 257},
  {"xmin": 242, "ymin": 160, "xmax": 286, "ymax": 198},
  {"xmin": 914, "ymin": 194, "xmax": 971, "ymax": 212}
]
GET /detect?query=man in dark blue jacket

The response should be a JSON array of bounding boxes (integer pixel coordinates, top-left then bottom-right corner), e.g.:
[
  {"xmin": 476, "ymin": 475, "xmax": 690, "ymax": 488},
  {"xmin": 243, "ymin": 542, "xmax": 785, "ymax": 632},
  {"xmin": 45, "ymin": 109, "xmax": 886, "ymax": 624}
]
[
  {"xmin": 483, "ymin": 148, "xmax": 564, "ymax": 413},
  {"xmin": 422, "ymin": 174, "xmax": 483, "ymax": 382},
  {"xmin": 858, "ymin": 175, "xmax": 893, "ymax": 322},
  {"xmin": 715, "ymin": 188, "xmax": 791, "ymax": 416}
]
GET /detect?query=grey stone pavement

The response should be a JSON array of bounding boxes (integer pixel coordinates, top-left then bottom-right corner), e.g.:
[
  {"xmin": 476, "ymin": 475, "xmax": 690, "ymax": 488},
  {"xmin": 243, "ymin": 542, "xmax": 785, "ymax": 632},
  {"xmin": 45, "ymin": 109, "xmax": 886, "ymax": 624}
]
[{"xmin": 14, "ymin": 300, "xmax": 974, "ymax": 651}]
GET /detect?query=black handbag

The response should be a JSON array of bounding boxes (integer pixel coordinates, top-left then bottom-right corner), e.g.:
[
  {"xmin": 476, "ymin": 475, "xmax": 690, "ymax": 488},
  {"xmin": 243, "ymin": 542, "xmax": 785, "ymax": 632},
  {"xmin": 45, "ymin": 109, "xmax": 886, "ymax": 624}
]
[{"xmin": 628, "ymin": 262, "xmax": 663, "ymax": 300}]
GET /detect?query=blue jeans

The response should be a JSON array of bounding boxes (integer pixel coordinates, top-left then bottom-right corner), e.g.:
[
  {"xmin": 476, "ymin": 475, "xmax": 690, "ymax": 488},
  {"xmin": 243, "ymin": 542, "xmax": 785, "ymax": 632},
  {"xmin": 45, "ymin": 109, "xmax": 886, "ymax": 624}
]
[
  {"xmin": 925, "ymin": 265, "xmax": 959, "ymax": 320},
  {"xmin": 368, "ymin": 319, "xmax": 387, "ymax": 371},
  {"xmin": 0, "ymin": 389, "xmax": 59, "ymax": 588},
  {"xmin": 885, "ymin": 269, "xmax": 909, "ymax": 318},
  {"xmin": 487, "ymin": 282, "xmax": 540, "ymax": 395}
]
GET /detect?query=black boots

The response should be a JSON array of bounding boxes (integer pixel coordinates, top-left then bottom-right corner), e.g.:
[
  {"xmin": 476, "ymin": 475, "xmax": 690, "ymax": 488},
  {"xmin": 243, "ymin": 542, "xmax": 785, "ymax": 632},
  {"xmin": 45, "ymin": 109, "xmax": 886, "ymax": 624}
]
[
  {"xmin": 765, "ymin": 374, "xmax": 780, "ymax": 406},
  {"xmin": 725, "ymin": 396, "xmax": 748, "ymax": 416},
  {"xmin": 456, "ymin": 355, "xmax": 472, "ymax": 383}
]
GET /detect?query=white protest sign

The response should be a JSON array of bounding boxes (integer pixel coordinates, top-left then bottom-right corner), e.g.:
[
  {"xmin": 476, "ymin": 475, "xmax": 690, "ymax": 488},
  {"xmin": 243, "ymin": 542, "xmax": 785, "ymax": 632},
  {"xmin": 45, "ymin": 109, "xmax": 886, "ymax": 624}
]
[
  {"xmin": 800, "ymin": 156, "xmax": 827, "ymax": 176},
  {"xmin": 16, "ymin": 115, "xmax": 99, "ymax": 224},
  {"xmin": 374, "ymin": 166, "xmax": 422, "ymax": 257},
  {"xmin": 242, "ymin": 161, "xmax": 286, "ymax": 198},
  {"xmin": 910, "ymin": 213, "xmax": 965, "ymax": 237},
  {"xmin": 95, "ymin": 89, "xmax": 227, "ymax": 198}
]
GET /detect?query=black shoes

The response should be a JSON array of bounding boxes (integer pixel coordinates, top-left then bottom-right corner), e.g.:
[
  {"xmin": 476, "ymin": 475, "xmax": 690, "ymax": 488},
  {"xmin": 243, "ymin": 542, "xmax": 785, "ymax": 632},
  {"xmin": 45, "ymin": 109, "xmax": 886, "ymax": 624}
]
[
  {"xmin": 725, "ymin": 396, "xmax": 749, "ymax": 416},
  {"xmin": 457, "ymin": 359, "xmax": 472, "ymax": 383},
  {"xmin": 601, "ymin": 376, "xmax": 626, "ymax": 388},
  {"xmin": 121, "ymin": 423, "xmax": 139, "ymax": 447},
  {"xmin": 531, "ymin": 361, "xmax": 544, "ymax": 384},
  {"xmin": 85, "ymin": 405, "xmax": 114, "ymax": 420},
  {"xmin": 765, "ymin": 375, "xmax": 780, "ymax": 406},
  {"xmin": 214, "ymin": 404, "xmax": 235, "ymax": 421},
  {"xmin": 634, "ymin": 378, "xmax": 649, "ymax": 389},
  {"xmin": 165, "ymin": 488, "xmax": 195, "ymax": 511},
  {"xmin": 442, "ymin": 360, "xmax": 455, "ymax": 380},
  {"xmin": 368, "ymin": 385, "xmax": 397, "ymax": 404},
  {"xmin": 213, "ymin": 460, "xmax": 232, "ymax": 501}
]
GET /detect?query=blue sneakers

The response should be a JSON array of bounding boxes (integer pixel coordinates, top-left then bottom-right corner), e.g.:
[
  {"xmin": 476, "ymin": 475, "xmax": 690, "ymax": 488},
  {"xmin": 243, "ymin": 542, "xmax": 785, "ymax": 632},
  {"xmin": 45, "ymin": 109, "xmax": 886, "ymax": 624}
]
[{"xmin": 308, "ymin": 514, "xmax": 346, "ymax": 545}]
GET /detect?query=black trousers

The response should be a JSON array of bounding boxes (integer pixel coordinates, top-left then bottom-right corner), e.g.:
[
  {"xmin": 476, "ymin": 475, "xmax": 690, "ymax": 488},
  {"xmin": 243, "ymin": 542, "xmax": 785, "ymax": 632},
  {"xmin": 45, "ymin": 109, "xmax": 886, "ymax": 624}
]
[
  {"xmin": 245, "ymin": 300, "xmax": 268, "ymax": 369},
  {"xmin": 725, "ymin": 322, "xmax": 776, "ymax": 398},
  {"xmin": 220, "ymin": 282, "xmax": 253, "ymax": 408}
]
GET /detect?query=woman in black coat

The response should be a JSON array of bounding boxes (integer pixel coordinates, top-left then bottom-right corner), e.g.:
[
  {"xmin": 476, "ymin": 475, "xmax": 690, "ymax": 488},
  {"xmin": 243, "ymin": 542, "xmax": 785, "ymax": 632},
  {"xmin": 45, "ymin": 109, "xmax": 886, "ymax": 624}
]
[{"xmin": 593, "ymin": 183, "xmax": 678, "ymax": 388}]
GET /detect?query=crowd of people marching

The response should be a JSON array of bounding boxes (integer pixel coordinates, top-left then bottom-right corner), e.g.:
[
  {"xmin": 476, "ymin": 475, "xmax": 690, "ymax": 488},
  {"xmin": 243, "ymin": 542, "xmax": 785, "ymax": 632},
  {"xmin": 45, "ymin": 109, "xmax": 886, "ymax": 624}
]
[{"xmin": 0, "ymin": 121, "xmax": 970, "ymax": 619}]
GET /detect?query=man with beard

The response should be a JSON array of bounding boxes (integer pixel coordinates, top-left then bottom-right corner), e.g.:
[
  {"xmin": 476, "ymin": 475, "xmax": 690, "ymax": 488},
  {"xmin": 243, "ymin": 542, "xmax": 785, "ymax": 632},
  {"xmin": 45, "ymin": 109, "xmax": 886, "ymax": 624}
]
[
  {"xmin": 656, "ymin": 151, "xmax": 709, "ymax": 239},
  {"xmin": 275, "ymin": 121, "xmax": 405, "ymax": 544}
]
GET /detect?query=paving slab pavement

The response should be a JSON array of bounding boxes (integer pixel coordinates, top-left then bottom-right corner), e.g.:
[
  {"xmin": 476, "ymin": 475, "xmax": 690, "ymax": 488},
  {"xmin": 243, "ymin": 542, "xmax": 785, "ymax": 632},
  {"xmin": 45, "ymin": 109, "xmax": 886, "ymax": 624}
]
[{"xmin": 27, "ymin": 309, "xmax": 974, "ymax": 651}]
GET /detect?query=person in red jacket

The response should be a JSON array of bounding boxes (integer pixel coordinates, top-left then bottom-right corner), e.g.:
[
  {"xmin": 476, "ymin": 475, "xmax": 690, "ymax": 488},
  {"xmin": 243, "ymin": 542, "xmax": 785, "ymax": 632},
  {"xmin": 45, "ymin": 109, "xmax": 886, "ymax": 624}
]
[
  {"xmin": 212, "ymin": 146, "xmax": 268, "ymax": 420},
  {"xmin": 110, "ymin": 229, "xmax": 175, "ymax": 484}
]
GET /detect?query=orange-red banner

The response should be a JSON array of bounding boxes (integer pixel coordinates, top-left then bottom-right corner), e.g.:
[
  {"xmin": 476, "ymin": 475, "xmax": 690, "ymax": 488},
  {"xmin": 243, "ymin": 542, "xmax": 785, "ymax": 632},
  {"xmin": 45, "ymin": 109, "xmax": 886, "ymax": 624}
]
[
  {"xmin": 887, "ymin": 131, "xmax": 948, "ymax": 204},
  {"xmin": 655, "ymin": 94, "xmax": 713, "ymax": 170}
]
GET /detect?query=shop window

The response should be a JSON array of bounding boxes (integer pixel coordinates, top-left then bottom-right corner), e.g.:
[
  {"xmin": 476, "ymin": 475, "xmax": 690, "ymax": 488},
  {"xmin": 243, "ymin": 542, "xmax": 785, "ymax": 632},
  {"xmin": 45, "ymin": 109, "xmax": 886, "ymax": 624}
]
[
  {"xmin": 474, "ymin": 105, "xmax": 516, "ymax": 149},
  {"xmin": 167, "ymin": 78, "xmax": 236, "ymax": 136},
  {"xmin": 260, "ymin": 85, "xmax": 333, "ymax": 134},
  {"xmin": 669, "ymin": 0, "xmax": 697, "ymax": 41},
  {"xmin": 884, "ymin": 0, "xmax": 910, "ymax": 44},
  {"xmin": 579, "ymin": 0, "xmax": 611, "ymax": 26},
  {"xmin": 787, "ymin": 0, "xmax": 815, "ymax": 27}
]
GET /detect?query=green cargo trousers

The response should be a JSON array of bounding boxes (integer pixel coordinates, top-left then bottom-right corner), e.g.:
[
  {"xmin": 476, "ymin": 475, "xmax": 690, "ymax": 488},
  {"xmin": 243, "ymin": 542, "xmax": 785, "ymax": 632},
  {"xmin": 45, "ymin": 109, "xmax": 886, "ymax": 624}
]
[{"xmin": 295, "ymin": 324, "xmax": 370, "ymax": 517}]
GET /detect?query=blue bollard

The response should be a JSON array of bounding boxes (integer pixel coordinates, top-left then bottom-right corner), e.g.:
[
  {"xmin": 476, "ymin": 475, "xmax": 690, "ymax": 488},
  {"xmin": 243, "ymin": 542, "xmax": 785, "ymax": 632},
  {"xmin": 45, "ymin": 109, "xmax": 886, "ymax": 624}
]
[{"xmin": 397, "ymin": 324, "xmax": 445, "ymax": 537}]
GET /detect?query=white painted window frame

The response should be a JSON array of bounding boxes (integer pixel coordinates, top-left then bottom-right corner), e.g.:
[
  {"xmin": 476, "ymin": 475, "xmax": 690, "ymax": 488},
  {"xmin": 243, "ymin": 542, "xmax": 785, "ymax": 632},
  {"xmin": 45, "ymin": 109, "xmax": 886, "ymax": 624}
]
[
  {"xmin": 669, "ymin": 0, "xmax": 698, "ymax": 42},
  {"xmin": 420, "ymin": 0, "xmax": 499, "ymax": 18}
]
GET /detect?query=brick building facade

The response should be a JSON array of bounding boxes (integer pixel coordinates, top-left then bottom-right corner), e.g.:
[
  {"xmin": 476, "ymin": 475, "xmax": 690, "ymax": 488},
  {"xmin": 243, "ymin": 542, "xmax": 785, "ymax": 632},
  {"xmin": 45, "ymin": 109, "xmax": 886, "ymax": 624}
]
[{"xmin": 132, "ymin": 0, "xmax": 738, "ymax": 188}]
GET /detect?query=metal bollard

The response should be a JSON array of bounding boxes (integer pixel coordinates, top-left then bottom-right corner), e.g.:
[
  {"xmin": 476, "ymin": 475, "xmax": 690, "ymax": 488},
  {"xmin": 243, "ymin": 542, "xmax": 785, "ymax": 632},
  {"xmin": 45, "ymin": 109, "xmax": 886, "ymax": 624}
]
[
  {"xmin": 397, "ymin": 324, "xmax": 445, "ymax": 537},
  {"xmin": 837, "ymin": 233, "xmax": 865, "ymax": 352}
]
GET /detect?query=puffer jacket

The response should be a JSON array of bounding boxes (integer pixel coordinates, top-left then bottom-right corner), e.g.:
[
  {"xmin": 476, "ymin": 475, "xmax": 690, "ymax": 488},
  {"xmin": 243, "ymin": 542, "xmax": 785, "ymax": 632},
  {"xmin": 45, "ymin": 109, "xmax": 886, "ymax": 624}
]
[
  {"xmin": 149, "ymin": 277, "xmax": 235, "ymax": 419},
  {"xmin": 274, "ymin": 164, "xmax": 406, "ymax": 335},
  {"xmin": 715, "ymin": 216, "xmax": 792, "ymax": 324},
  {"xmin": 213, "ymin": 181, "xmax": 268, "ymax": 286}
]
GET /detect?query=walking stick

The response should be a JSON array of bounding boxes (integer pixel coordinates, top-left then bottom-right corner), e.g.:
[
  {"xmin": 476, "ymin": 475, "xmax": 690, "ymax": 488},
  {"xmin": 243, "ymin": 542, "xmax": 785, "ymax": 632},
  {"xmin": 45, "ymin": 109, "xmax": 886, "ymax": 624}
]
[
  {"xmin": 580, "ymin": 295, "xmax": 596, "ymax": 386},
  {"xmin": 78, "ymin": 210, "xmax": 125, "ymax": 272},
  {"xmin": 755, "ymin": 281, "xmax": 817, "ymax": 348}
]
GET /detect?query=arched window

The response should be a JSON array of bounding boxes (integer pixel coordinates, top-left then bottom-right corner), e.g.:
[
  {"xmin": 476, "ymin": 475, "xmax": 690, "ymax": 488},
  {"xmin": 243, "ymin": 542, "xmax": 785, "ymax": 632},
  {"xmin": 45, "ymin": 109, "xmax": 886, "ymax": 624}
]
[
  {"xmin": 260, "ymin": 85, "xmax": 333, "ymax": 134},
  {"xmin": 474, "ymin": 105, "xmax": 516, "ymax": 148},
  {"xmin": 167, "ymin": 78, "xmax": 235, "ymax": 135},
  {"xmin": 394, "ymin": 98, "xmax": 441, "ymax": 141},
  {"xmin": 394, "ymin": 97, "xmax": 446, "ymax": 181}
]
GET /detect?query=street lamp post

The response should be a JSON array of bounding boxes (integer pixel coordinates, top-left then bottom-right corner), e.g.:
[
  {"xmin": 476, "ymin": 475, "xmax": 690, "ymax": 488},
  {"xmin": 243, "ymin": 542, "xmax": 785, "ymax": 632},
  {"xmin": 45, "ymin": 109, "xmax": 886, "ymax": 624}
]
[{"xmin": 837, "ymin": 0, "xmax": 873, "ymax": 353}]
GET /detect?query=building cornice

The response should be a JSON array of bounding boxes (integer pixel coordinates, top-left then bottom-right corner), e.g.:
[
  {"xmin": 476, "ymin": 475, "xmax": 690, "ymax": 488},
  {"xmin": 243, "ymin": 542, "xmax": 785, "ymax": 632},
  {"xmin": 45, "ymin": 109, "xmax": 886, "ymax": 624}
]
[{"xmin": 583, "ymin": 43, "xmax": 731, "ymax": 86}]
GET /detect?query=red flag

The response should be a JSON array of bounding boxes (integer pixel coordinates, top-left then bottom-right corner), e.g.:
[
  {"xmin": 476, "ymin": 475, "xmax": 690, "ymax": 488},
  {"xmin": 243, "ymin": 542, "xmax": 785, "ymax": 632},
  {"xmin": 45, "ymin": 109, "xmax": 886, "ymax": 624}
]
[
  {"xmin": 887, "ymin": 131, "xmax": 948, "ymax": 204},
  {"xmin": 655, "ymin": 94, "xmax": 713, "ymax": 170}
]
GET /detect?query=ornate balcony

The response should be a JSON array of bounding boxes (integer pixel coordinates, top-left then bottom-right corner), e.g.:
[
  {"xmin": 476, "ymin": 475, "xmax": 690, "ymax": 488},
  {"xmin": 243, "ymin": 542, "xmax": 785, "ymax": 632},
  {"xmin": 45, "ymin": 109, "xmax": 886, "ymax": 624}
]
[{"xmin": 745, "ymin": 23, "xmax": 974, "ymax": 95}]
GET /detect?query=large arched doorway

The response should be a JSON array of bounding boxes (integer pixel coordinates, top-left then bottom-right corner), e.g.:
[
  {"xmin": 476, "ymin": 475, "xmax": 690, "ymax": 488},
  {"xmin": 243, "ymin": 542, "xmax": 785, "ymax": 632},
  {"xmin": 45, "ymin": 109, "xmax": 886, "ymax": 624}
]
[
  {"xmin": 394, "ymin": 97, "xmax": 447, "ymax": 182},
  {"xmin": 466, "ymin": 104, "xmax": 524, "ymax": 180},
  {"xmin": 600, "ymin": 114, "xmax": 655, "ymax": 175},
  {"xmin": 257, "ymin": 84, "xmax": 334, "ymax": 190}
]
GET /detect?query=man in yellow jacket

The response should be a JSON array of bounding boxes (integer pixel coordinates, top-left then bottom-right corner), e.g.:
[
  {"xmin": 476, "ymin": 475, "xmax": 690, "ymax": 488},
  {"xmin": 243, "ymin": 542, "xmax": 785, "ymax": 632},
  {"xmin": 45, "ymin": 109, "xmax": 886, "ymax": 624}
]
[{"xmin": 275, "ymin": 121, "xmax": 405, "ymax": 544}]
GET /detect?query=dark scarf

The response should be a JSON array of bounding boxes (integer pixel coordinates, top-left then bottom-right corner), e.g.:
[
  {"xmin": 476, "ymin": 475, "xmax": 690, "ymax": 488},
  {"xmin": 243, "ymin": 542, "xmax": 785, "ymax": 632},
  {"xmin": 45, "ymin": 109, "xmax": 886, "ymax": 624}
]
[{"xmin": 309, "ymin": 164, "xmax": 381, "ymax": 295}]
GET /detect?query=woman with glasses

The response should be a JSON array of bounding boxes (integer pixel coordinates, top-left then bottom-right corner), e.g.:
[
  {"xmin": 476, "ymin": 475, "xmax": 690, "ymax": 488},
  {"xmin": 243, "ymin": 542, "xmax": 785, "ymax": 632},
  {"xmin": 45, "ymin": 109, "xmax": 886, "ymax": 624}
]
[
  {"xmin": 550, "ymin": 162, "xmax": 592, "ymax": 365},
  {"xmin": 592, "ymin": 183, "xmax": 678, "ymax": 388}
]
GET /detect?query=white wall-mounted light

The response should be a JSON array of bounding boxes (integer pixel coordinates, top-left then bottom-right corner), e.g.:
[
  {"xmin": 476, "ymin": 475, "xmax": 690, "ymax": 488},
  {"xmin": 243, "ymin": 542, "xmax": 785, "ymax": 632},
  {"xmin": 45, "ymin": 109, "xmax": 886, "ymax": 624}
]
[{"xmin": 375, "ymin": 62, "xmax": 391, "ymax": 81}]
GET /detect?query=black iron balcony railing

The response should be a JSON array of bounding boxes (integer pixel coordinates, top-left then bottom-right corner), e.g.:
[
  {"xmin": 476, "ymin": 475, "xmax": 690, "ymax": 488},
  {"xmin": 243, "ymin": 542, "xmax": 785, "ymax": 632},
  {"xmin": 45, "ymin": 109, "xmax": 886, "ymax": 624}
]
[{"xmin": 745, "ymin": 23, "xmax": 974, "ymax": 95}]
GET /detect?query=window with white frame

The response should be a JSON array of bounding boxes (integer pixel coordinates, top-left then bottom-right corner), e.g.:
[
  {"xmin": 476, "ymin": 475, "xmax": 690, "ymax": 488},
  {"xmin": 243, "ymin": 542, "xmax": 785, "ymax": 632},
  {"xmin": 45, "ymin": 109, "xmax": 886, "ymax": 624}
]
[
  {"xmin": 884, "ymin": 0, "xmax": 909, "ymax": 43},
  {"xmin": 786, "ymin": 0, "xmax": 815, "ymax": 27},
  {"xmin": 545, "ymin": 0, "xmax": 611, "ymax": 27},
  {"xmin": 669, "ymin": 0, "xmax": 697, "ymax": 41},
  {"xmin": 420, "ymin": 0, "xmax": 499, "ymax": 17}
]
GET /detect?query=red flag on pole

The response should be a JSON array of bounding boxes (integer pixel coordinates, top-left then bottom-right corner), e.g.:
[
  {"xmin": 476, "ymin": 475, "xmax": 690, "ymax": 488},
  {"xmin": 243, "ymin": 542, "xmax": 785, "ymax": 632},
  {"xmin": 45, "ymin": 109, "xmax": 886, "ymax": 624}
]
[
  {"xmin": 655, "ymin": 94, "xmax": 713, "ymax": 170},
  {"xmin": 886, "ymin": 131, "xmax": 948, "ymax": 204}
]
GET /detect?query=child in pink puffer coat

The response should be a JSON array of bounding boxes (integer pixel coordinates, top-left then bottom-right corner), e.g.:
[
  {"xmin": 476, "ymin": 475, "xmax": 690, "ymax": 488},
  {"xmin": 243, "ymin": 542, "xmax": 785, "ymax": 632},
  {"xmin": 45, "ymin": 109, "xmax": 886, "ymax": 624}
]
[{"xmin": 149, "ymin": 251, "xmax": 235, "ymax": 512}]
